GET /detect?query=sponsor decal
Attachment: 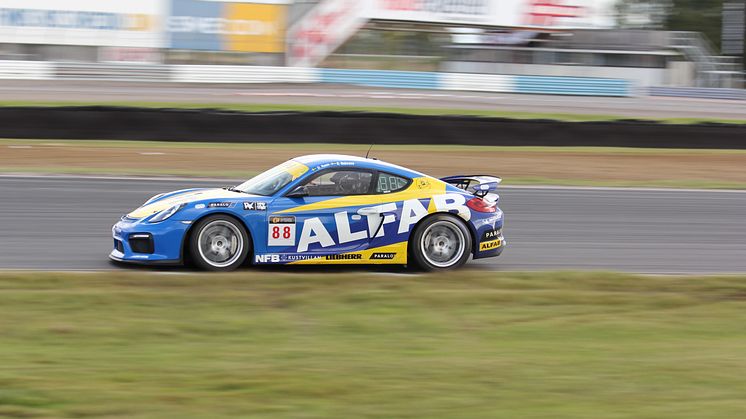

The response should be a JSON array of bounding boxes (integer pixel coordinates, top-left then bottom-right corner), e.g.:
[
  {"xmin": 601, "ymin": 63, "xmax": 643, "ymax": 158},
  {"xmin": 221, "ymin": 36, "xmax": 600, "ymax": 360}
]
[
  {"xmin": 270, "ymin": 216, "xmax": 295, "ymax": 224},
  {"xmin": 417, "ymin": 179, "xmax": 432, "ymax": 189},
  {"xmin": 480, "ymin": 229, "xmax": 501, "ymax": 242},
  {"xmin": 479, "ymin": 240, "xmax": 502, "ymax": 251},
  {"xmin": 255, "ymin": 254, "xmax": 281, "ymax": 263},
  {"xmin": 325, "ymin": 254, "xmax": 362, "ymax": 260},
  {"xmin": 296, "ymin": 193, "xmax": 471, "ymax": 253},
  {"xmin": 370, "ymin": 253, "xmax": 397, "ymax": 260},
  {"xmin": 208, "ymin": 202, "xmax": 232, "ymax": 208},
  {"xmin": 195, "ymin": 204, "xmax": 206, "ymax": 209},
  {"xmin": 268, "ymin": 215, "xmax": 296, "ymax": 246},
  {"xmin": 255, "ymin": 254, "xmax": 321, "ymax": 263},
  {"xmin": 243, "ymin": 201, "xmax": 267, "ymax": 211}
]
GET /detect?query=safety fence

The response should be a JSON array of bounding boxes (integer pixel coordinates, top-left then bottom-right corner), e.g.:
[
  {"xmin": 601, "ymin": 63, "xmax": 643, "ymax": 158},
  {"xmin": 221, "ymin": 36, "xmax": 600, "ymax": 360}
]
[
  {"xmin": 3, "ymin": 61, "xmax": 744, "ymax": 100},
  {"xmin": 0, "ymin": 106, "xmax": 744, "ymax": 149},
  {"xmin": 649, "ymin": 86, "xmax": 746, "ymax": 101},
  {"xmin": 0, "ymin": 60, "xmax": 632, "ymax": 97}
]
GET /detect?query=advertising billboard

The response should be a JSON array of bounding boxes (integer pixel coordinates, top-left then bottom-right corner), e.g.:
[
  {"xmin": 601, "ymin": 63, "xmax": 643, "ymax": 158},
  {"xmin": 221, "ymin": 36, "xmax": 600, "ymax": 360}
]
[
  {"xmin": 286, "ymin": 0, "xmax": 369, "ymax": 67},
  {"xmin": 368, "ymin": 0, "xmax": 614, "ymax": 29},
  {"xmin": 167, "ymin": 0, "xmax": 286, "ymax": 53},
  {"xmin": 288, "ymin": 0, "xmax": 615, "ymax": 66},
  {"xmin": 0, "ymin": 0, "xmax": 163, "ymax": 48}
]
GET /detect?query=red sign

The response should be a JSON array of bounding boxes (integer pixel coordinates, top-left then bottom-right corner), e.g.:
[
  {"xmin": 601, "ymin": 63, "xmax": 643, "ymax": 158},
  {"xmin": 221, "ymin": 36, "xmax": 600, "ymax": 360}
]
[{"xmin": 525, "ymin": 0, "xmax": 584, "ymax": 26}]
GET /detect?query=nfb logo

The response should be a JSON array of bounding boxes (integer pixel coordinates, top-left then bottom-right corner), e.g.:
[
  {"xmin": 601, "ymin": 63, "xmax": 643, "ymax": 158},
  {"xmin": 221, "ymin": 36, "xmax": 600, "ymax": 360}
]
[{"xmin": 255, "ymin": 254, "xmax": 280, "ymax": 263}]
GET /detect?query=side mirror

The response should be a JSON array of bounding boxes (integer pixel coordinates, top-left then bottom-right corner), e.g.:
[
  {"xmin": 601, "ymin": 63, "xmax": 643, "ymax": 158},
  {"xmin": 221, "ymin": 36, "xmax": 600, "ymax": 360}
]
[{"xmin": 286, "ymin": 186, "xmax": 308, "ymax": 198}]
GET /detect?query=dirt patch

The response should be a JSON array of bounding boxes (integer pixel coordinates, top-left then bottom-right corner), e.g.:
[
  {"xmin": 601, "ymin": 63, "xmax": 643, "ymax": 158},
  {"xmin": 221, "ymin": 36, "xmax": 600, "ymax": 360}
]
[{"xmin": 3, "ymin": 141, "xmax": 746, "ymax": 188}]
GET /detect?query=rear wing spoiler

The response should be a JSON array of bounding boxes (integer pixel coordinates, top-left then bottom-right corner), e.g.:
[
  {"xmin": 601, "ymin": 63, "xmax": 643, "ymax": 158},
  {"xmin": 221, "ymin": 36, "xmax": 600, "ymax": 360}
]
[{"xmin": 440, "ymin": 175, "xmax": 502, "ymax": 198}]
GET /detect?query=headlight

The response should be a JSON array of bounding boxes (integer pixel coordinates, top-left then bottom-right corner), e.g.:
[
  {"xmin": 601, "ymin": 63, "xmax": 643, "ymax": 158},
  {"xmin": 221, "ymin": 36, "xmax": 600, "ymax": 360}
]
[{"xmin": 149, "ymin": 203, "xmax": 185, "ymax": 223}]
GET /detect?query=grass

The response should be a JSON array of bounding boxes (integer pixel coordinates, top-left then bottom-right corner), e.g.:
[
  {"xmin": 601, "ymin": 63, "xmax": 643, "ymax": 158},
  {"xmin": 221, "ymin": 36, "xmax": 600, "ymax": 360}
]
[
  {"xmin": 1, "ymin": 100, "xmax": 745, "ymax": 124},
  {"xmin": 4, "ymin": 139, "xmax": 746, "ymax": 189},
  {"xmin": 0, "ymin": 271, "xmax": 745, "ymax": 418}
]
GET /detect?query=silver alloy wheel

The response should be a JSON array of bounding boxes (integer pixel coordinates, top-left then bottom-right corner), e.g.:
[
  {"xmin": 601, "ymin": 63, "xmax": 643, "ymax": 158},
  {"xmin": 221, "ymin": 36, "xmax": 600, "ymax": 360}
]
[
  {"xmin": 420, "ymin": 220, "xmax": 466, "ymax": 268},
  {"xmin": 197, "ymin": 220, "xmax": 244, "ymax": 268}
]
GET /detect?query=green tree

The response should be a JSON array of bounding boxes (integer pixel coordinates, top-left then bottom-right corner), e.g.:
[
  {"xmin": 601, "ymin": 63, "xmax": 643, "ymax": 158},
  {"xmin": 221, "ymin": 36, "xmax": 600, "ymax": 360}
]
[
  {"xmin": 616, "ymin": 0, "xmax": 727, "ymax": 52},
  {"xmin": 667, "ymin": 0, "xmax": 725, "ymax": 50}
]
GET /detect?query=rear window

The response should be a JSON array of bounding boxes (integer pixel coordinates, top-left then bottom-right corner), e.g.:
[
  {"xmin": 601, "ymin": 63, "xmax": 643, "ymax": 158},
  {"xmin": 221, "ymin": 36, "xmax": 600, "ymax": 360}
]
[{"xmin": 376, "ymin": 173, "xmax": 410, "ymax": 194}]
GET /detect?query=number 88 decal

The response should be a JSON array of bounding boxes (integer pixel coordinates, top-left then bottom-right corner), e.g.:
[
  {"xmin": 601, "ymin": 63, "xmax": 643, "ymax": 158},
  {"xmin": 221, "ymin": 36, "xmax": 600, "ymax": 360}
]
[
  {"xmin": 271, "ymin": 226, "xmax": 292, "ymax": 239},
  {"xmin": 268, "ymin": 217, "xmax": 296, "ymax": 246}
]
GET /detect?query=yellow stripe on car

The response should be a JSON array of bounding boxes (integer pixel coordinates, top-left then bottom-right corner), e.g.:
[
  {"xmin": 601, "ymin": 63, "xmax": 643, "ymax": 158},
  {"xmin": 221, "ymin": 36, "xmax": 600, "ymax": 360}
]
[
  {"xmin": 289, "ymin": 242, "xmax": 408, "ymax": 265},
  {"xmin": 128, "ymin": 189, "xmax": 245, "ymax": 219}
]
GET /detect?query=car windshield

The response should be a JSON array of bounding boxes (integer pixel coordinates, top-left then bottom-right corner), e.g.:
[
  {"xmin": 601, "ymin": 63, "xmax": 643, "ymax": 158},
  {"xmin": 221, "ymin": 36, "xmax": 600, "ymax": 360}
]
[{"xmin": 234, "ymin": 160, "xmax": 309, "ymax": 196}]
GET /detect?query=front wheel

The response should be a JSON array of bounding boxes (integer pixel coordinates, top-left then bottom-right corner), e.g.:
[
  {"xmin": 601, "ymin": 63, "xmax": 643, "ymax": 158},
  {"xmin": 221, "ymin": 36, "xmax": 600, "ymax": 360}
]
[
  {"xmin": 189, "ymin": 215, "xmax": 250, "ymax": 272},
  {"xmin": 409, "ymin": 214, "xmax": 472, "ymax": 271}
]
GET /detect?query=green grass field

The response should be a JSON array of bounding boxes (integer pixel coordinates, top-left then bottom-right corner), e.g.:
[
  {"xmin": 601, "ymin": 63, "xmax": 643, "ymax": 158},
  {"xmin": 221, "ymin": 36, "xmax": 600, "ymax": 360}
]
[
  {"xmin": 1, "ymin": 271, "xmax": 745, "ymax": 418},
  {"xmin": 2, "ymin": 101, "xmax": 745, "ymax": 124},
  {"xmin": 4, "ymin": 139, "xmax": 746, "ymax": 189}
]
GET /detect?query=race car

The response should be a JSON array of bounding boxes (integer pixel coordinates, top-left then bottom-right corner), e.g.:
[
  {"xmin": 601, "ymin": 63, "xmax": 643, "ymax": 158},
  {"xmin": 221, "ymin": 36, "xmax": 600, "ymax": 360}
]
[{"xmin": 110, "ymin": 155, "xmax": 505, "ymax": 271}]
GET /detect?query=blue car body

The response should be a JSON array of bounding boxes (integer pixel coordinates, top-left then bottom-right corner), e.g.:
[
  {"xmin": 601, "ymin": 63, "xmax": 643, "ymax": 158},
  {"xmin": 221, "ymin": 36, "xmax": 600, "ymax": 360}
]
[{"xmin": 111, "ymin": 155, "xmax": 505, "ymax": 267}]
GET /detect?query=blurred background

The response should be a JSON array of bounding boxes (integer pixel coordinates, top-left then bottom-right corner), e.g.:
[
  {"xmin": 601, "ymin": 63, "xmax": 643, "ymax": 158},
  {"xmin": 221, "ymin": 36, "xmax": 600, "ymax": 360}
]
[{"xmin": 0, "ymin": 0, "xmax": 741, "ymax": 89}]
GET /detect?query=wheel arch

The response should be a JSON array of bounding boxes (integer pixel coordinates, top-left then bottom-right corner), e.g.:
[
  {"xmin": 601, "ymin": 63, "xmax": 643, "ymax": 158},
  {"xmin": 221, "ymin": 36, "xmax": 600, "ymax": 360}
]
[
  {"xmin": 407, "ymin": 211, "xmax": 478, "ymax": 263},
  {"xmin": 180, "ymin": 212, "xmax": 255, "ymax": 266}
]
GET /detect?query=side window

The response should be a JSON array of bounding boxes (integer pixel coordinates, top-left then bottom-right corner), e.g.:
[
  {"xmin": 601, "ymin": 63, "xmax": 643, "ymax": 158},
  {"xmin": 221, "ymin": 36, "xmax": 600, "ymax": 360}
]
[
  {"xmin": 302, "ymin": 170, "xmax": 373, "ymax": 197},
  {"xmin": 376, "ymin": 172, "xmax": 410, "ymax": 194}
]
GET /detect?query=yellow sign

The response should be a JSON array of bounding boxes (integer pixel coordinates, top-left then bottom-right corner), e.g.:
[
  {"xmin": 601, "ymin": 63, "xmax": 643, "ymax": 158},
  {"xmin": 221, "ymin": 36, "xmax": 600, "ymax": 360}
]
[
  {"xmin": 225, "ymin": 4, "xmax": 286, "ymax": 53},
  {"xmin": 479, "ymin": 240, "xmax": 501, "ymax": 251}
]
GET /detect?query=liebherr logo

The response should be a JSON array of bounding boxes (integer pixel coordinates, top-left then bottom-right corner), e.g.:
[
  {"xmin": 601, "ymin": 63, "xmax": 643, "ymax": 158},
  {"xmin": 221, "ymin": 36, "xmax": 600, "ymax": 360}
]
[{"xmin": 325, "ymin": 254, "xmax": 362, "ymax": 260}]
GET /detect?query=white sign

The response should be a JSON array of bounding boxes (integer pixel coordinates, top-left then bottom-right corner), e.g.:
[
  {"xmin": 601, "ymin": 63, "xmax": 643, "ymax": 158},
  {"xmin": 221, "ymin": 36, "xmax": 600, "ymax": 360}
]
[
  {"xmin": 368, "ymin": 0, "xmax": 614, "ymax": 29},
  {"xmin": 0, "ymin": 0, "xmax": 165, "ymax": 48}
]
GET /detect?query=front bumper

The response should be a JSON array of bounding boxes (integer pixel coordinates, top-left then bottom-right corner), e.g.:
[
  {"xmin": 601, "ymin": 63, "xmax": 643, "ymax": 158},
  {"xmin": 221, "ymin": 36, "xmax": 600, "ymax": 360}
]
[{"xmin": 110, "ymin": 216, "xmax": 190, "ymax": 265}]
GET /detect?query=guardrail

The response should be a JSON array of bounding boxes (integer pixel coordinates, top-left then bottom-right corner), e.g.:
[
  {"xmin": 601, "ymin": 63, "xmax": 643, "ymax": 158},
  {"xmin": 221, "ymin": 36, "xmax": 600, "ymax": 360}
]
[
  {"xmin": 55, "ymin": 63, "xmax": 172, "ymax": 82},
  {"xmin": 0, "ymin": 60, "xmax": 54, "ymax": 80},
  {"xmin": 173, "ymin": 65, "xmax": 319, "ymax": 84},
  {"xmin": 13, "ymin": 60, "xmax": 746, "ymax": 100},
  {"xmin": 515, "ymin": 76, "xmax": 631, "ymax": 97},
  {"xmin": 649, "ymin": 86, "xmax": 746, "ymax": 100}
]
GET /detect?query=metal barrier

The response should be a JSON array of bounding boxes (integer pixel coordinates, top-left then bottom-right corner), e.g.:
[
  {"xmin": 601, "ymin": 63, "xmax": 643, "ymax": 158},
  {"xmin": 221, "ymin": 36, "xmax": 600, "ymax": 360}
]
[
  {"xmin": 17, "ymin": 61, "xmax": 746, "ymax": 100},
  {"xmin": 649, "ymin": 86, "xmax": 746, "ymax": 100},
  {"xmin": 55, "ymin": 63, "xmax": 172, "ymax": 82},
  {"xmin": 515, "ymin": 76, "xmax": 631, "ymax": 97},
  {"xmin": 173, "ymin": 65, "xmax": 319, "ymax": 84},
  {"xmin": 320, "ymin": 69, "xmax": 440, "ymax": 89},
  {"xmin": 0, "ymin": 60, "xmax": 54, "ymax": 80},
  {"xmin": 440, "ymin": 73, "xmax": 515, "ymax": 93}
]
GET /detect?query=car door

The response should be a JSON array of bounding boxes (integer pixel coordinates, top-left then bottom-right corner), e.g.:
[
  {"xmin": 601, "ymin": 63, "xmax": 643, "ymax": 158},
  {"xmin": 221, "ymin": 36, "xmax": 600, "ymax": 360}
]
[{"xmin": 267, "ymin": 169, "xmax": 377, "ymax": 261}]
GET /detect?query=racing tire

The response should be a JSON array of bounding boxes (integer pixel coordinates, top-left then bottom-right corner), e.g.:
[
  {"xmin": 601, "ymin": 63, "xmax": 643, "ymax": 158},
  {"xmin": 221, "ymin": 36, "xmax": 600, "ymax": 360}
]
[
  {"xmin": 189, "ymin": 215, "xmax": 250, "ymax": 272},
  {"xmin": 409, "ymin": 214, "xmax": 472, "ymax": 271}
]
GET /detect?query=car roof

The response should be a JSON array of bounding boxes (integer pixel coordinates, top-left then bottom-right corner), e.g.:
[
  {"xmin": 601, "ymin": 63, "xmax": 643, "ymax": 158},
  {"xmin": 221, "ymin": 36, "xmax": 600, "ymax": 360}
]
[{"xmin": 291, "ymin": 154, "xmax": 425, "ymax": 178}]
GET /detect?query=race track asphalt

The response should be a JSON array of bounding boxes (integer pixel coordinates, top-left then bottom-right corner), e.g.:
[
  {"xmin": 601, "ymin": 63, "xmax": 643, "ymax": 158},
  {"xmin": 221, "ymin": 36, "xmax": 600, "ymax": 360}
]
[
  {"xmin": 1, "ymin": 175, "xmax": 745, "ymax": 274},
  {"xmin": 1, "ymin": 80, "xmax": 745, "ymax": 120}
]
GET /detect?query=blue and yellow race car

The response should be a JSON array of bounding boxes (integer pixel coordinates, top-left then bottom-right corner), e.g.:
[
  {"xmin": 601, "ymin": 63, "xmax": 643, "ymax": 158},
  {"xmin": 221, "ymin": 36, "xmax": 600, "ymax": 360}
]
[{"xmin": 111, "ymin": 155, "xmax": 505, "ymax": 271}]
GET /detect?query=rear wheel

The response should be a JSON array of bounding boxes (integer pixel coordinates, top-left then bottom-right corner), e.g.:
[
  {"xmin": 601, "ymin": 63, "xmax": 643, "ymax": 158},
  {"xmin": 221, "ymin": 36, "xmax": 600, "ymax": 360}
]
[
  {"xmin": 189, "ymin": 215, "xmax": 249, "ymax": 272},
  {"xmin": 409, "ymin": 214, "xmax": 472, "ymax": 271}
]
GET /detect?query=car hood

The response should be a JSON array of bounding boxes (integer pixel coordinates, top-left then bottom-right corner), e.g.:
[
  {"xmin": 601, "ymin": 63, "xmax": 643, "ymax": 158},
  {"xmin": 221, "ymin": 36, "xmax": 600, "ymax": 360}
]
[{"xmin": 128, "ymin": 188, "xmax": 258, "ymax": 219}]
